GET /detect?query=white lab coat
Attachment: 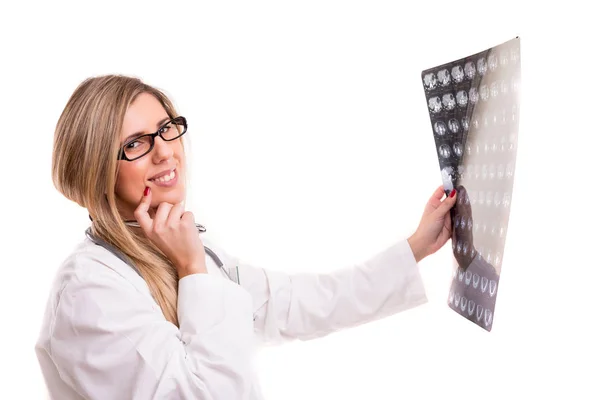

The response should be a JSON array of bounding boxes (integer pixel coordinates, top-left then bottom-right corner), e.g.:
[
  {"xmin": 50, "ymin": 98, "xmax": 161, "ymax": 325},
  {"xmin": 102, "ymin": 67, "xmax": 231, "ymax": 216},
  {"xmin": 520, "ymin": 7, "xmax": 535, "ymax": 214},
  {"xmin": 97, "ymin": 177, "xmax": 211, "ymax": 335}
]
[{"xmin": 35, "ymin": 232, "xmax": 428, "ymax": 399}]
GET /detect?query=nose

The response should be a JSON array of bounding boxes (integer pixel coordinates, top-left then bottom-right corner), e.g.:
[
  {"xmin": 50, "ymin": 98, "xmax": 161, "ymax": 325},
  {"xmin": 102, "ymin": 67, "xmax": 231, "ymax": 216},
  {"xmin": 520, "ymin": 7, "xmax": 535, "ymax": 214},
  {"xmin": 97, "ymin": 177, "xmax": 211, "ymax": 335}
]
[{"xmin": 151, "ymin": 135, "xmax": 175, "ymax": 163}]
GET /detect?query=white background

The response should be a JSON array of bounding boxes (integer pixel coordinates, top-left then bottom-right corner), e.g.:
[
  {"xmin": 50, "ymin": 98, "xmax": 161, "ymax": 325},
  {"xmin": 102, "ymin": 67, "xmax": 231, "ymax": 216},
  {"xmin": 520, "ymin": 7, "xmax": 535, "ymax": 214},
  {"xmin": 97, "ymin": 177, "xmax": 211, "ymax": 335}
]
[{"xmin": 1, "ymin": 1, "xmax": 598, "ymax": 399}]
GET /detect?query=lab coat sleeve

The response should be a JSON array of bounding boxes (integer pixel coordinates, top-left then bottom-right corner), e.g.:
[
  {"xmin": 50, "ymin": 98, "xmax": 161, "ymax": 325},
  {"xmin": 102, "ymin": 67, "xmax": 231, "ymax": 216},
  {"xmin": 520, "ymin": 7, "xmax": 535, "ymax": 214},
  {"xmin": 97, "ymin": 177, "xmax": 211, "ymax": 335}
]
[
  {"xmin": 48, "ymin": 254, "xmax": 256, "ymax": 400},
  {"xmin": 233, "ymin": 239, "xmax": 428, "ymax": 345}
]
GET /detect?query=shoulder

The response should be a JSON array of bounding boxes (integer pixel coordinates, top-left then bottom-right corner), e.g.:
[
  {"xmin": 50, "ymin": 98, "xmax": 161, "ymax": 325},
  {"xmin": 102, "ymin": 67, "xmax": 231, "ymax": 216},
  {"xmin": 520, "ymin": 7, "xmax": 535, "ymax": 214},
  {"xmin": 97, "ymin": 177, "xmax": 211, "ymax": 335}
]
[
  {"xmin": 36, "ymin": 237, "xmax": 157, "ymax": 349},
  {"xmin": 53, "ymin": 237, "xmax": 148, "ymax": 296}
]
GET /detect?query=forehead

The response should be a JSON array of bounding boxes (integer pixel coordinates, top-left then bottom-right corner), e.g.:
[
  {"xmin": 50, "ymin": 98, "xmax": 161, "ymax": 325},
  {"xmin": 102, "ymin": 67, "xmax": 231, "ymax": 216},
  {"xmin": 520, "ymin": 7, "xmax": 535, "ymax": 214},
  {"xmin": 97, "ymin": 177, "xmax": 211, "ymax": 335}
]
[{"xmin": 121, "ymin": 93, "xmax": 169, "ymax": 138}]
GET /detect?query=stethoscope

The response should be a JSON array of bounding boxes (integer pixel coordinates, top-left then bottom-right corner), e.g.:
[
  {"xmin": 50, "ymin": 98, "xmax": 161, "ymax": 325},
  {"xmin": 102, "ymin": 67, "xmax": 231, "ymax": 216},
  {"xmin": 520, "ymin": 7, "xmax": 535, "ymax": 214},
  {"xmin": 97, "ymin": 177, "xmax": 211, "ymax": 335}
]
[{"xmin": 85, "ymin": 221, "xmax": 240, "ymax": 284}]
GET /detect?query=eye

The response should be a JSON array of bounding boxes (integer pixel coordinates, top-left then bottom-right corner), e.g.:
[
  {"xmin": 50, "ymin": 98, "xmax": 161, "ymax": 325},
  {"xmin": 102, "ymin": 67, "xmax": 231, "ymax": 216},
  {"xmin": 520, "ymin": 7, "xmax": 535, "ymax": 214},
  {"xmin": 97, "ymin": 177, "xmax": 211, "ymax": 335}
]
[
  {"xmin": 158, "ymin": 123, "xmax": 172, "ymax": 135},
  {"xmin": 125, "ymin": 139, "xmax": 143, "ymax": 149}
]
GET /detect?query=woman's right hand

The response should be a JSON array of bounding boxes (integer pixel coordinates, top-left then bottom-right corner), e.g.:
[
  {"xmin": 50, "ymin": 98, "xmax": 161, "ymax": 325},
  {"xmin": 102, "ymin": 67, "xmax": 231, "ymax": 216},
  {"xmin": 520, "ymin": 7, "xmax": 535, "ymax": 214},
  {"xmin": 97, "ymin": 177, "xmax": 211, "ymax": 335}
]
[
  {"xmin": 134, "ymin": 186, "xmax": 207, "ymax": 278},
  {"xmin": 408, "ymin": 185, "xmax": 457, "ymax": 262}
]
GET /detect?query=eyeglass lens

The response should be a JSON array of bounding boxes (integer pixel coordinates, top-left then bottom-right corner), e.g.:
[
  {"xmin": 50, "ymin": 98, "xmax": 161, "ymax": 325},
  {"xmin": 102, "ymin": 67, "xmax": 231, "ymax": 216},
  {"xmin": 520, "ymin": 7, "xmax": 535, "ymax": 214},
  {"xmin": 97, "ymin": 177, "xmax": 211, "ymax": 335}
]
[{"xmin": 123, "ymin": 119, "xmax": 185, "ymax": 160}]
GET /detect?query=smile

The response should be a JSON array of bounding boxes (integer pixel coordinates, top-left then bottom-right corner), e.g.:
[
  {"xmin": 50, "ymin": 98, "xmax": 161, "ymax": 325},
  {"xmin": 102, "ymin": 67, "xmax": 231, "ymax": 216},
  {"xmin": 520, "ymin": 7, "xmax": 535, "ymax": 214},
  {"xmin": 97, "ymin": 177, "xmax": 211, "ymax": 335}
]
[{"xmin": 149, "ymin": 168, "xmax": 178, "ymax": 187}]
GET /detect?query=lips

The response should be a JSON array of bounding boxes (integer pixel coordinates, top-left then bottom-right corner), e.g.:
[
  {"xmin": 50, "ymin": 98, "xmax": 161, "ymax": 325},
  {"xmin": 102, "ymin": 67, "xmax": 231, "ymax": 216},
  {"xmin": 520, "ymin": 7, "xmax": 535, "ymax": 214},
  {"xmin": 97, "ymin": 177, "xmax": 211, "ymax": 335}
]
[{"xmin": 149, "ymin": 168, "xmax": 175, "ymax": 182}]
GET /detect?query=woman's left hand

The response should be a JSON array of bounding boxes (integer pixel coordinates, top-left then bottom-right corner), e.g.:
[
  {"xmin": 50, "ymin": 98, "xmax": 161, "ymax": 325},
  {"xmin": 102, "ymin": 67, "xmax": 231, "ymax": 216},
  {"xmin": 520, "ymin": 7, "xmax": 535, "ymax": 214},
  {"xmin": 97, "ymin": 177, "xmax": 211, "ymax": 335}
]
[{"xmin": 408, "ymin": 185, "xmax": 457, "ymax": 262}]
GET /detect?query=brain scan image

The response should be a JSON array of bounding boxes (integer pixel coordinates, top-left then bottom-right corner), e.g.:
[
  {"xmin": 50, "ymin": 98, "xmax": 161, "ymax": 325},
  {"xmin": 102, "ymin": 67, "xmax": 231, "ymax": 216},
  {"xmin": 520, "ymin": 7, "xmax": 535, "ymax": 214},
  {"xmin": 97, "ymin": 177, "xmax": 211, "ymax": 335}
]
[{"xmin": 421, "ymin": 37, "xmax": 521, "ymax": 331}]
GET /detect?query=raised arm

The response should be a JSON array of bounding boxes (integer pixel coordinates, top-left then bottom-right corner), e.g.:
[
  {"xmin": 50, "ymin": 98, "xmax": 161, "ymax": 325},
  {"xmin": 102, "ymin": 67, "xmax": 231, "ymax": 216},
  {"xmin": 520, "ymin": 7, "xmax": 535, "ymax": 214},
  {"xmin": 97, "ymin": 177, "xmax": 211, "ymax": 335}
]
[
  {"xmin": 240, "ymin": 238, "xmax": 428, "ymax": 345},
  {"xmin": 216, "ymin": 186, "xmax": 457, "ymax": 345}
]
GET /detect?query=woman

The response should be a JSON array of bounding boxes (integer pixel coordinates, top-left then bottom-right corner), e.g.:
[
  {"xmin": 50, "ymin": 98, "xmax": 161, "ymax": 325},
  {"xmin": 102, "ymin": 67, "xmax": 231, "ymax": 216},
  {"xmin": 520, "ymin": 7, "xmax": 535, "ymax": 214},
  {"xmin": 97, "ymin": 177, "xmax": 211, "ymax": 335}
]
[{"xmin": 36, "ymin": 74, "xmax": 457, "ymax": 399}]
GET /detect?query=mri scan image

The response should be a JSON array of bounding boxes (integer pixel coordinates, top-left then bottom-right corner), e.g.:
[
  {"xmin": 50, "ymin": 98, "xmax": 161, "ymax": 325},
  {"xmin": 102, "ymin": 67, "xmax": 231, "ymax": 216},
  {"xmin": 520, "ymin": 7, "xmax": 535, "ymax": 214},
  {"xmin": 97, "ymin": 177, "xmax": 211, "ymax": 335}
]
[{"xmin": 421, "ymin": 37, "xmax": 521, "ymax": 331}]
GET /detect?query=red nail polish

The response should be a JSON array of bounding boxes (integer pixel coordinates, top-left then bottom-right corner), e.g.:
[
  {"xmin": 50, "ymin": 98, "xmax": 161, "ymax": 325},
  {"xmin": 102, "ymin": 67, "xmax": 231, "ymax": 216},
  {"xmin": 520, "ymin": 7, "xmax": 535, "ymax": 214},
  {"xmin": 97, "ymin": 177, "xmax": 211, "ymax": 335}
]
[
  {"xmin": 144, "ymin": 187, "xmax": 150, "ymax": 196},
  {"xmin": 450, "ymin": 189, "xmax": 456, "ymax": 198}
]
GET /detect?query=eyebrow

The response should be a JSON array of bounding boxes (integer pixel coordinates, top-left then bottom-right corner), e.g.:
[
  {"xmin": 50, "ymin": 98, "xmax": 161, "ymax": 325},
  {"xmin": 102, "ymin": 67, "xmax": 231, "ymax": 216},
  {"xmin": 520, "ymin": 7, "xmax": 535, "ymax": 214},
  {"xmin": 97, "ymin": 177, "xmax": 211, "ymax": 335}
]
[{"xmin": 123, "ymin": 117, "xmax": 171, "ymax": 143}]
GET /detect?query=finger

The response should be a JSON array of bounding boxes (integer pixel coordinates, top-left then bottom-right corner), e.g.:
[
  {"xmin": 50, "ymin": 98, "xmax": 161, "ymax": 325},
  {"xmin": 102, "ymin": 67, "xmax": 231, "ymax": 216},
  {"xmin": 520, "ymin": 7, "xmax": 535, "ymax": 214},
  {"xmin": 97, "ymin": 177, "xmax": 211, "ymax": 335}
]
[
  {"xmin": 443, "ymin": 212, "xmax": 452, "ymax": 240},
  {"xmin": 433, "ymin": 187, "xmax": 458, "ymax": 218},
  {"xmin": 431, "ymin": 185, "xmax": 446, "ymax": 201},
  {"xmin": 181, "ymin": 211, "xmax": 201, "ymax": 238},
  {"xmin": 181, "ymin": 211, "xmax": 197, "ymax": 230},
  {"xmin": 181, "ymin": 210, "xmax": 195, "ymax": 223},
  {"xmin": 167, "ymin": 202, "xmax": 185, "ymax": 227},
  {"xmin": 153, "ymin": 202, "xmax": 174, "ymax": 232},
  {"xmin": 133, "ymin": 186, "xmax": 153, "ymax": 233},
  {"xmin": 425, "ymin": 185, "xmax": 448, "ymax": 211}
]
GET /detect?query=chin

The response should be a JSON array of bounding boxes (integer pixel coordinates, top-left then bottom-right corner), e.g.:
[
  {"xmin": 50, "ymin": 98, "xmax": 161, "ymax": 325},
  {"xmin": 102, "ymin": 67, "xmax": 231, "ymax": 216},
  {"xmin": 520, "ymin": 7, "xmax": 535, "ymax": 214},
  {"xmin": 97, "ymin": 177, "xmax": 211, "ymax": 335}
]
[{"xmin": 154, "ymin": 188, "xmax": 186, "ymax": 206}]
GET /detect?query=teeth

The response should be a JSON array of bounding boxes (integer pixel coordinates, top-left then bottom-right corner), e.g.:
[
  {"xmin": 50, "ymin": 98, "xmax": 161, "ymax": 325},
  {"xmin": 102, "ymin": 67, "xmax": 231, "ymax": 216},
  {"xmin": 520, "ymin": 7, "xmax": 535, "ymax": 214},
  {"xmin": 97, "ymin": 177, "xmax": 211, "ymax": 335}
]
[{"xmin": 154, "ymin": 170, "xmax": 175, "ymax": 183}]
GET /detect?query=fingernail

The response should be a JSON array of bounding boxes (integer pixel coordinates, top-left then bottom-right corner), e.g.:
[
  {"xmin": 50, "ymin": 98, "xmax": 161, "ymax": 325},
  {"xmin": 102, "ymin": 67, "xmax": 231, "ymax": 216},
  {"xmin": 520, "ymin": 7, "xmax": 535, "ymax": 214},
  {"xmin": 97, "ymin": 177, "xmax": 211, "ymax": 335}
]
[
  {"xmin": 144, "ymin": 187, "xmax": 150, "ymax": 196},
  {"xmin": 450, "ymin": 189, "xmax": 456, "ymax": 198}
]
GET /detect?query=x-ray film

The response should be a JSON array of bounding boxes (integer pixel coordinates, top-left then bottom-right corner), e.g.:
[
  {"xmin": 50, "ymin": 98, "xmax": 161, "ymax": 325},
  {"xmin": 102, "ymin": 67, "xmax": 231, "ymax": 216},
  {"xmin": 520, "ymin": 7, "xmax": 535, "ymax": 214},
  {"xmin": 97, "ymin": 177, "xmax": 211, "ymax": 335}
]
[{"xmin": 420, "ymin": 37, "xmax": 521, "ymax": 331}]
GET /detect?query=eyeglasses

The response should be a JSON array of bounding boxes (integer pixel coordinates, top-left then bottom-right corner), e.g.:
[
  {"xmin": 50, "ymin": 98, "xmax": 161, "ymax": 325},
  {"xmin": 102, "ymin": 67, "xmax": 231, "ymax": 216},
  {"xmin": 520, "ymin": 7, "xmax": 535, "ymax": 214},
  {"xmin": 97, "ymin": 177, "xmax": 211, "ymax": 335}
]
[{"xmin": 118, "ymin": 116, "xmax": 187, "ymax": 161}]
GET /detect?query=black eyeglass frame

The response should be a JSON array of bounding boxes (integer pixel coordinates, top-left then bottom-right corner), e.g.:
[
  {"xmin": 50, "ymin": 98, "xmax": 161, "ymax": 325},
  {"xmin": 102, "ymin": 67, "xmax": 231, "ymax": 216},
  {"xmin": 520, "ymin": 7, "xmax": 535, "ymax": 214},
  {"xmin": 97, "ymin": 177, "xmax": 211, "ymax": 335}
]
[{"xmin": 118, "ymin": 116, "xmax": 187, "ymax": 161}]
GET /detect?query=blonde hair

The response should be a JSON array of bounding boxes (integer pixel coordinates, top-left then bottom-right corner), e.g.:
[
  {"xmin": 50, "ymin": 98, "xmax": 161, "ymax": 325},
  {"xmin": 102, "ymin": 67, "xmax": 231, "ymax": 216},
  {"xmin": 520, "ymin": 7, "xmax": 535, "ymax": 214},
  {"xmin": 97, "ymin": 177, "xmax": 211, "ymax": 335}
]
[{"xmin": 52, "ymin": 74, "xmax": 182, "ymax": 325}]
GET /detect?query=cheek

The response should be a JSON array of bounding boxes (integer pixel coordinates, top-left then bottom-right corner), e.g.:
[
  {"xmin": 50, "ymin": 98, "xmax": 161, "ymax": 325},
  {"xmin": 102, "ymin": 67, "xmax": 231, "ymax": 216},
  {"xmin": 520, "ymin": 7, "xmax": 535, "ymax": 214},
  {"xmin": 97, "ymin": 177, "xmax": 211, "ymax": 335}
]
[
  {"xmin": 115, "ymin": 163, "xmax": 146, "ymax": 202},
  {"xmin": 175, "ymin": 143, "xmax": 186, "ymax": 175},
  {"xmin": 175, "ymin": 141, "xmax": 186, "ymax": 161}
]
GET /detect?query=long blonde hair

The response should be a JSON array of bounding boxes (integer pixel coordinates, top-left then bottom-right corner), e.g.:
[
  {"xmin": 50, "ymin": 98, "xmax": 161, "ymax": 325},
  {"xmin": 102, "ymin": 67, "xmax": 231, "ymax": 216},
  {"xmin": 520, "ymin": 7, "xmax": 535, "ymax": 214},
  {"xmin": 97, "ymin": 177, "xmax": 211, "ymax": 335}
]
[{"xmin": 52, "ymin": 75, "xmax": 182, "ymax": 326}]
